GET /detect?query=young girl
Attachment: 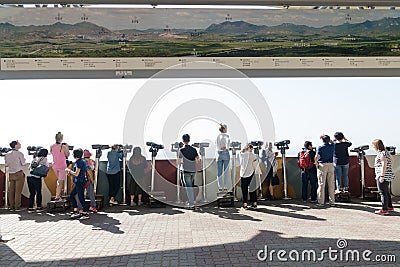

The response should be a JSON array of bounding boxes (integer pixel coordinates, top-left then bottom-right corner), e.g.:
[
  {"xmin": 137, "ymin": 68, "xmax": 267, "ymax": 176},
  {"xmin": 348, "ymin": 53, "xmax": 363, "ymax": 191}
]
[
  {"xmin": 76, "ymin": 149, "xmax": 98, "ymax": 213},
  {"xmin": 27, "ymin": 148, "xmax": 50, "ymax": 213},
  {"xmin": 66, "ymin": 149, "xmax": 89, "ymax": 219},
  {"xmin": 240, "ymin": 144, "xmax": 258, "ymax": 209}
]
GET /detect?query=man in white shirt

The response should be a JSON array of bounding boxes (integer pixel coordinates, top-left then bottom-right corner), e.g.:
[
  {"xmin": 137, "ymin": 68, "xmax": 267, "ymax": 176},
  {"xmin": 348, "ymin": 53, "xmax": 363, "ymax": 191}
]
[{"xmin": 5, "ymin": 140, "xmax": 26, "ymax": 211}]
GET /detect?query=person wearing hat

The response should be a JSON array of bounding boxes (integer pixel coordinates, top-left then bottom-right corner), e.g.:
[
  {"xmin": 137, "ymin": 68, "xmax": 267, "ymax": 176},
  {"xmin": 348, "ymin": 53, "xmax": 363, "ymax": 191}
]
[
  {"xmin": 75, "ymin": 149, "xmax": 98, "ymax": 213},
  {"xmin": 83, "ymin": 149, "xmax": 97, "ymax": 212}
]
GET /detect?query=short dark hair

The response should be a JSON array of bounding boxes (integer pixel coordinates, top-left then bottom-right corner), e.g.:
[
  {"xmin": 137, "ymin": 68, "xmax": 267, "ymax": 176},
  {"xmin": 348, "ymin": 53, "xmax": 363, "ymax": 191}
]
[
  {"xmin": 304, "ymin": 141, "xmax": 312, "ymax": 149},
  {"xmin": 334, "ymin": 132, "xmax": 344, "ymax": 141},
  {"xmin": 9, "ymin": 140, "xmax": 18, "ymax": 149},
  {"xmin": 73, "ymin": 148, "xmax": 83, "ymax": 159},
  {"xmin": 322, "ymin": 135, "xmax": 331, "ymax": 144},
  {"xmin": 182, "ymin": 134, "xmax": 190, "ymax": 143},
  {"xmin": 37, "ymin": 148, "xmax": 48, "ymax": 157}
]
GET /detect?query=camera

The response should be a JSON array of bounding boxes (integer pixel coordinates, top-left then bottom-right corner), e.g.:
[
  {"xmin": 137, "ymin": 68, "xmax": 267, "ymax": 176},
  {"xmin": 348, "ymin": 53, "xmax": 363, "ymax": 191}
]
[
  {"xmin": 146, "ymin": 142, "xmax": 164, "ymax": 150},
  {"xmin": 250, "ymin": 141, "xmax": 264, "ymax": 148},
  {"xmin": 27, "ymin": 146, "xmax": 43, "ymax": 156},
  {"xmin": 0, "ymin": 147, "xmax": 11, "ymax": 156},
  {"xmin": 386, "ymin": 146, "xmax": 396, "ymax": 155},
  {"xmin": 171, "ymin": 142, "xmax": 184, "ymax": 152},
  {"xmin": 350, "ymin": 145, "xmax": 369, "ymax": 153},
  {"xmin": 193, "ymin": 142, "xmax": 209, "ymax": 148}
]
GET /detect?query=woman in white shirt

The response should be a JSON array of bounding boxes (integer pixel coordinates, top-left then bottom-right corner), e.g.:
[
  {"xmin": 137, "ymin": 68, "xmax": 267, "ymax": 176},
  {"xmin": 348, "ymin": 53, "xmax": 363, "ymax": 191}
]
[
  {"xmin": 240, "ymin": 144, "xmax": 258, "ymax": 209},
  {"xmin": 216, "ymin": 123, "xmax": 230, "ymax": 192}
]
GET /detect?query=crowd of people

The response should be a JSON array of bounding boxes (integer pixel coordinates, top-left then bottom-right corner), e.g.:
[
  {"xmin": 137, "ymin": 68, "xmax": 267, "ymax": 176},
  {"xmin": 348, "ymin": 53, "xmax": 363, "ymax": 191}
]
[{"xmin": 2, "ymin": 128, "xmax": 396, "ymax": 217}]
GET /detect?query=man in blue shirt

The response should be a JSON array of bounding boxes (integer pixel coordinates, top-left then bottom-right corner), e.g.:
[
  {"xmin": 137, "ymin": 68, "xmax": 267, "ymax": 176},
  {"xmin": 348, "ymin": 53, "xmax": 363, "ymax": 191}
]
[{"xmin": 315, "ymin": 135, "xmax": 335, "ymax": 206}]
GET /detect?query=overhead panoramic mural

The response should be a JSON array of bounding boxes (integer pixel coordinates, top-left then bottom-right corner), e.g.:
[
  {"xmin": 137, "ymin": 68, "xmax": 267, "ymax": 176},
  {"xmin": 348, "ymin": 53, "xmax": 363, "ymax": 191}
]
[{"xmin": 0, "ymin": 8, "xmax": 400, "ymax": 58}]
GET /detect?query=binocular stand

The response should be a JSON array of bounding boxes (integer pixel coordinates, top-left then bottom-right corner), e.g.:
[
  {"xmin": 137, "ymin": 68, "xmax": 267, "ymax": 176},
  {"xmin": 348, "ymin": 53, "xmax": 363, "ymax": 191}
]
[{"xmin": 148, "ymin": 147, "xmax": 166, "ymax": 208}]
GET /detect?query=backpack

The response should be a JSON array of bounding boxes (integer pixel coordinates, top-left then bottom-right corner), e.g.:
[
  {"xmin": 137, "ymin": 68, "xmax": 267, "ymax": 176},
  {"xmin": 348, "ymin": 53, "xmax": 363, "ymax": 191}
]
[{"xmin": 298, "ymin": 151, "xmax": 313, "ymax": 169}]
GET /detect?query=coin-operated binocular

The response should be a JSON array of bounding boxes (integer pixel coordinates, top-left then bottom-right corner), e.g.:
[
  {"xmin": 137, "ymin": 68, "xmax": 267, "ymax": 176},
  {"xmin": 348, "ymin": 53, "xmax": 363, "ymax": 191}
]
[
  {"xmin": 350, "ymin": 145, "xmax": 369, "ymax": 199},
  {"xmin": 0, "ymin": 147, "xmax": 11, "ymax": 208},
  {"xmin": 193, "ymin": 142, "xmax": 209, "ymax": 201},
  {"xmin": 229, "ymin": 141, "xmax": 241, "ymax": 198},
  {"xmin": 116, "ymin": 144, "xmax": 133, "ymax": 205},
  {"xmin": 171, "ymin": 142, "xmax": 184, "ymax": 202},
  {"xmin": 91, "ymin": 144, "xmax": 110, "ymax": 194},
  {"xmin": 146, "ymin": 142, "xmax": 164, "ymax": 192},
  {"xmin": 274, "ymin": 140, "xmax": 291, "ymax": 200},
  {"xmin": 27, "ymin": 146, "xmax": 44, "ymax": 156}
]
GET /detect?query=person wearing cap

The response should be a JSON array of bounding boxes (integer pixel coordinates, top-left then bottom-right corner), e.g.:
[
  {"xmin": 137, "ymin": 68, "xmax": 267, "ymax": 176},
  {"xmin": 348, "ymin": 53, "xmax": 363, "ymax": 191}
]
[
  {"xmin": 315, "ymin": 135, "xmax": 335, "ymax": 207},
  {"xmin": 77, "ymin": 149, "xmax": 97, "ymax": 213},
  {"xmin": 5, "ymin": 140, "xmax": 27, "ymax": 211},
  {"xmin": 216, "ymin": 123, "xmax": 231, "ymax": 192}
]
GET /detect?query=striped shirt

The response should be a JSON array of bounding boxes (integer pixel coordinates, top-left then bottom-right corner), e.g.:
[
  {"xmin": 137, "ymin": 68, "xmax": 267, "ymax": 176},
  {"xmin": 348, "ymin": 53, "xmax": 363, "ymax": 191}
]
[{"xmin": 374, "ymin": 150, "xmax": 395, "ymax": 181}]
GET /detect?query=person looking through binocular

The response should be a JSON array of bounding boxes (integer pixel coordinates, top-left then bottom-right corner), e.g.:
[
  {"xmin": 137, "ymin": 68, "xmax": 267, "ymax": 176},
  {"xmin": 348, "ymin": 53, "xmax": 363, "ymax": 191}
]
[
  {"xmin": 216, "ymin": 123, "xmax": 230, "ymax": 192},
  {"xmin": 50, "ymin": 132, "xmax": 70, "ymax": 201}
]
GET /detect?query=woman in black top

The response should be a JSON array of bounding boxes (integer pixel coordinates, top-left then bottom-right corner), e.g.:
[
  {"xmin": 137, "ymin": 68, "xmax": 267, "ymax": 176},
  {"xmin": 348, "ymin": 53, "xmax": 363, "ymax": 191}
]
[
  {"xmin": 128, "ymin": 147, "xmax": 147, "ymax": 206},
  {"xmin": 333, "ymin": 132, "xmax": 352, "ymax": 192}
]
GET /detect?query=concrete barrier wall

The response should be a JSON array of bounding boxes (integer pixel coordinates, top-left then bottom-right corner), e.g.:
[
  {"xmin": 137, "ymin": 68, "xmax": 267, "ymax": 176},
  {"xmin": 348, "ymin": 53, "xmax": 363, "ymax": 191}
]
[{"xmin": 1, "ymin": 155, "xmax": 399, "ymax": 207}]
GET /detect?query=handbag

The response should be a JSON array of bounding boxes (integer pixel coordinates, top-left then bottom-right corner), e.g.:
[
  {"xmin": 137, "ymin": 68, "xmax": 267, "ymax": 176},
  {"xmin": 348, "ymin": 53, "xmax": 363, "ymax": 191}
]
[
  {"xmin": 30, "ymin": 158, "xmax": 50, "ymax": 177},
  {"xmin": 253, "ymin": 160, "xmax": 262, "ymax": 175},
  {"xmin": 271, "ymin": 173, "xmax": 280, "ymax": 186}
]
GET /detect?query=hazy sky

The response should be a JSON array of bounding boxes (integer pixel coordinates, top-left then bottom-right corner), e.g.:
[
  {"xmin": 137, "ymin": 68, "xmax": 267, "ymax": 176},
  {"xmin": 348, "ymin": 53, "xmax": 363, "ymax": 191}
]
[
  {"xmin": 1, "ymin": 77, "xmax": 399, "ymax": 162},
  {"xmin": 1, "ymin": 8, "xmax": 399, "ymax": 30}
]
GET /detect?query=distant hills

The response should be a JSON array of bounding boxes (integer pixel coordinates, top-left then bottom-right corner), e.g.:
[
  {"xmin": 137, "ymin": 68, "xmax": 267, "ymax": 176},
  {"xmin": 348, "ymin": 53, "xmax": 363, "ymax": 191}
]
[{"xmin": 1, "ymin": 16, "xmax": 400, "ymax": 39}]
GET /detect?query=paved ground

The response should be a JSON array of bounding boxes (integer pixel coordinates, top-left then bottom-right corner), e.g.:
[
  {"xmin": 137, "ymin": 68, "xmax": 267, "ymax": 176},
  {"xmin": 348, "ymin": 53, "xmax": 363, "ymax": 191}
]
[{"xmin": 1, "ymin": 198, "xmax": 399, "ymax": 267}]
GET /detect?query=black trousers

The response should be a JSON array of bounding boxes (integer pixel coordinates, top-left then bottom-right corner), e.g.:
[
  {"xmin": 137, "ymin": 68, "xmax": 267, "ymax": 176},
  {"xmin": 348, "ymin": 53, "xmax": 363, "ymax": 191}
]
[
  {"xmin": 27, "ymin": 176, "xmax": 43, "ymax": 208},
  {"xmin": 376, "ymin": 179, "xmax": 393, "ymax": 211},
  {"xmin": 241, "ymin": 173, "xmax": 257, "ymax": 205},
  {"xmin": 107, "ymin": 172, "xmax": 121, "ymax": 198}
]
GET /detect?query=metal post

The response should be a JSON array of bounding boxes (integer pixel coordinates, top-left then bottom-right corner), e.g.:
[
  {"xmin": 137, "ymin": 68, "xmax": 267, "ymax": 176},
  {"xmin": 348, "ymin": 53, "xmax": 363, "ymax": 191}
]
[
  {"xmin": 151, "ymin": 156, "xmax": 156, "ymax": 192},
  {"xmin": 4, "ymin": 166, "xmax": 9, "ymax": 209},
  {"xmin": 94, "ymin": 157, "xmax": 99, "ymax": 194},
  {"xmin": 231, "ymin": 151, "xmax": 237, "ymax": 199},
  {"xmin": 176, "ymin": 157, "xmax": 181, "ymax": 203},
  {"xmin": 202, "ymin": 149, "xmax": 207, "ymax": 202},
  {"xmin": 360, "ymin": 153, "xmax": 365, "ymax": 191},
  {"xmin": 121, "ymin": 154, "xmax": 127, "ymax": 205},
  {"xmin": 282, "ymin": 152, "xmax": 291, "ymax": 200}
]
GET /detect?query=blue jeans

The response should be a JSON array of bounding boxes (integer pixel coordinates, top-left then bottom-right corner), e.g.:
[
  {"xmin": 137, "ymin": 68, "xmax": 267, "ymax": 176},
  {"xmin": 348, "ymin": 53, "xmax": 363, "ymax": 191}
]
[
  {"xmin": 301, "ymin": 169, "xmax": 317, "ymax": 201},
  {"xmin": 77, "ymin": 182, "xmax": 96, "ymax": 210},
  {"xmin": 183, "ymin": 172, "xmax": 195, "ymax": 206},
  {"xmin": 217, "ymin": 150, "xmax": 230, "ymax": 189},
  {"xmin": 335, "ymin": 164, "xmax": 349, "ymax": 189},
  {"xmin": 70, "ymin": 181, "xmax": 87, "ymax": 212}
]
